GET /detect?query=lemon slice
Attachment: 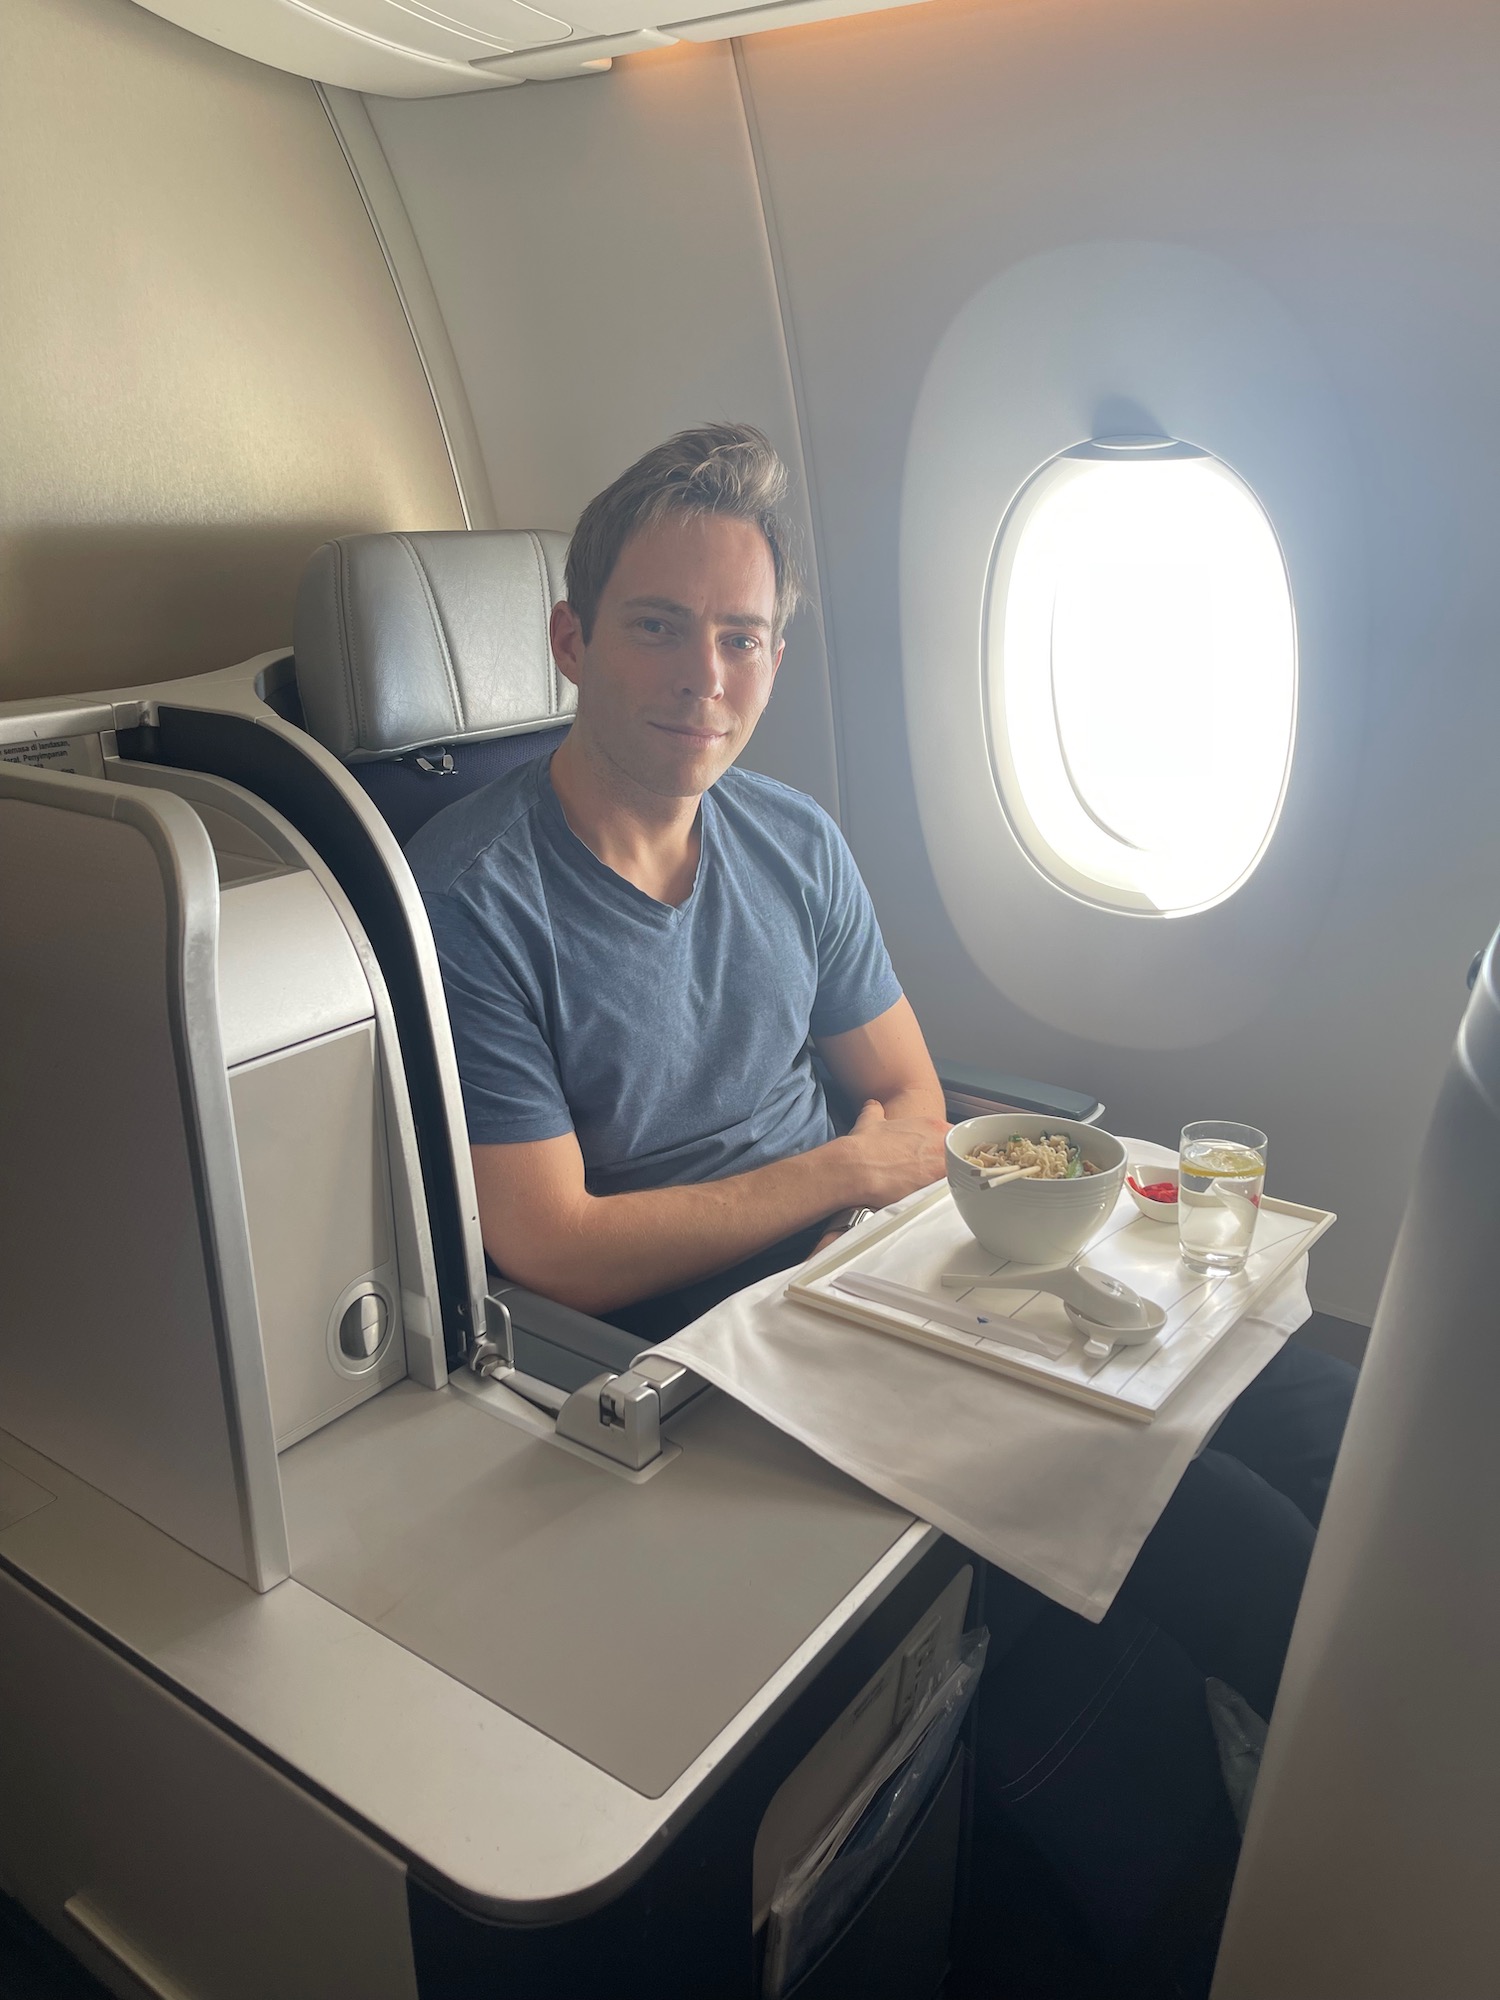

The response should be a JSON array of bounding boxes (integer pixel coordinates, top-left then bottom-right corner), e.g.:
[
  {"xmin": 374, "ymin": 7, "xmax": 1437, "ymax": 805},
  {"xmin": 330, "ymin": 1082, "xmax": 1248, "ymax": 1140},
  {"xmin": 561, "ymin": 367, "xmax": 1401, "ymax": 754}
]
[{"xmin": 1181, "ymin": 1145, "xmax": 1264, "ymax": 1178}]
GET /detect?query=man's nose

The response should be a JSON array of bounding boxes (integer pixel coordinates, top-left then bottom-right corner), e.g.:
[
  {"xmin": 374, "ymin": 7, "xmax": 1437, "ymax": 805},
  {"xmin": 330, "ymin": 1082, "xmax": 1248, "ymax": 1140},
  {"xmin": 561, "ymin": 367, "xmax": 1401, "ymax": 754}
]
[{"xmin": 677, "ymin": 629, "xmax": 725, "ymax": 701}]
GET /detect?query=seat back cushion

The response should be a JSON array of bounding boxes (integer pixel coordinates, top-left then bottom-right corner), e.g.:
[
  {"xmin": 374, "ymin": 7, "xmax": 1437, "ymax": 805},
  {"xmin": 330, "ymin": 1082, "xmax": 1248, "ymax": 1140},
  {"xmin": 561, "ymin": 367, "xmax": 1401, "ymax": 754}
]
[
  {"xmin": 293, "ymin": 527, "xmax": 577, "ymax": 845},
  {"xmin": 293, "ymin": 529, "xmax": 575, "ymax": 762},
  {"xmin": 354, "ymin": 725, "xmax": 569, "ymax": 847}
]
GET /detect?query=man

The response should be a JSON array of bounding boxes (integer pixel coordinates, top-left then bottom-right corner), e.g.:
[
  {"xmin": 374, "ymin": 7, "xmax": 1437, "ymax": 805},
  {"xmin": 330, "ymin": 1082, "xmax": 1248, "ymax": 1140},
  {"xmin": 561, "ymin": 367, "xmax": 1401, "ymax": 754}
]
[
  {"xmin": 409, "ymin": 422, "xmax": 1355, "ymax": 1991},
  {"xmin": 408, "ymin": 422, "xmax": 949, "ymax": 1336}
]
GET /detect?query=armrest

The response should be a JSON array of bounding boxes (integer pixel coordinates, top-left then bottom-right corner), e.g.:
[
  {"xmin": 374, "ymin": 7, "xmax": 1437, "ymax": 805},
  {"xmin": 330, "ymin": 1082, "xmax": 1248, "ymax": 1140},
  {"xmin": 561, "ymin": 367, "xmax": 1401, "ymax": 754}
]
[
  {"xmin": 472, "ymin": 1287, "xmax": 708, "ymax": 1470},
  {"xmin": 935, "ymin": 1058, "xmax": 1104, "ymax": 1127},
  {"xmin": 488, "ymin": 1282, "xmax": 645, "ymax": 1393}
]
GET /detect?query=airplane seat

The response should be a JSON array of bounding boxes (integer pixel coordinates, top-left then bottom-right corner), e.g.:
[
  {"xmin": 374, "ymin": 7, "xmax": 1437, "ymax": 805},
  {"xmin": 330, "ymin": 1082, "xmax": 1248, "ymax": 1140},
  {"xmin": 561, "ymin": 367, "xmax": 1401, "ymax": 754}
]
[
  {"xmin": 1212, "ymin": 921, "xmax": 1500, "ymax": 1996},
  {"xmin": 293, "ymin": 527, "xmax": 574, "ymax": 848},
  {"xmin": 290, "ymin": 525, "xmax": 1102, "ymax": 1386},
  {"xmin": 0, "ymin": 551, "xmax": 1093, "ymax": 2000},
  {"xmin": 0, "ymin": 711, "xmax": 984, "ymax": 2000},
  {"xmin": 289, "ymin": 518, "xmax": 1074, "ymax": 1590},
  {"xmin": 292, "ymin": 527, "xmax": 1106, "ymax": 1140}
]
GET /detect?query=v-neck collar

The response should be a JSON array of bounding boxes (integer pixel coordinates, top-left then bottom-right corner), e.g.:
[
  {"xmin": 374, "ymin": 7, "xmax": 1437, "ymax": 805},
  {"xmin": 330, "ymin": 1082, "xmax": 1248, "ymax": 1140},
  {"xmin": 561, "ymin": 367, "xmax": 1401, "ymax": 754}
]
[{"xmin": 538, "ymin": 757, "xmax": 710, "ymax": 919}]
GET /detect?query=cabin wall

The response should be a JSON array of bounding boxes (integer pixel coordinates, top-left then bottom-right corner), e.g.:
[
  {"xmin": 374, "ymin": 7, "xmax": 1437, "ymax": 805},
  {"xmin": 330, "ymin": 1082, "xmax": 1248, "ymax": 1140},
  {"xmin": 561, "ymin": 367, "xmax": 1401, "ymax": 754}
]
[
  {"xmin": 0, "ymin": 0, "xmax": 464, "ymax": 702},
  {"xmin": 370, "ymin": 0, "xmax": 1500, "ymax": 1322},
  {"xmin": 363, "ymin": 42, "xmax": 841, "ymax": 814}
]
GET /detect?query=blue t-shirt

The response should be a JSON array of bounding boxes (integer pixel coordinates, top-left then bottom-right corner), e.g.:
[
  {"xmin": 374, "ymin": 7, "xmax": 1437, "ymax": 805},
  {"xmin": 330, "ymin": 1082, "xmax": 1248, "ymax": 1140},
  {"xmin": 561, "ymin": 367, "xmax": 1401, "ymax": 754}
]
[{"xmin": 406, "ymin": 755, "xmax": 902, "ymax": 1196}]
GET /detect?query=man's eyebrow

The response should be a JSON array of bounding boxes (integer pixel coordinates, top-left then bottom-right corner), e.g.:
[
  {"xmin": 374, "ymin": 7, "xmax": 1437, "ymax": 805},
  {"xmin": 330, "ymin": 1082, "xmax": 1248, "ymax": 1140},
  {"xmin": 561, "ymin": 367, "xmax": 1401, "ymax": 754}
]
[
  {"xmin": 620, "ymin": 595, "xmax": 772, "ymax": 630},
  {"xmin": 621, "ymin": 596, "xmax": 693, "ymax": 618}
]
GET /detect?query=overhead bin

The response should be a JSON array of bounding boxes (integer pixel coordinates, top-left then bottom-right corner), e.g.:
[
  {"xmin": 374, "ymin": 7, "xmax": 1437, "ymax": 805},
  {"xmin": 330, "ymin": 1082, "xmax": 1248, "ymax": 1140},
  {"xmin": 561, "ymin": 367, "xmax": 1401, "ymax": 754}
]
[{"xmin": 132, "ymin": 0, "xmax": 936, "ymax": 94}]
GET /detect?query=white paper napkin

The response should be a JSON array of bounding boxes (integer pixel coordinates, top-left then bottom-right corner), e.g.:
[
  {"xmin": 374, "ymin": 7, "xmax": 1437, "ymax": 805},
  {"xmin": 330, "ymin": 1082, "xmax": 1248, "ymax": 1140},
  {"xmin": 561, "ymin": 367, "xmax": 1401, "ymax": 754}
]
[{"xmin": 654, "ymin": 1141, "xmax": 1311, "ymax": 1619}]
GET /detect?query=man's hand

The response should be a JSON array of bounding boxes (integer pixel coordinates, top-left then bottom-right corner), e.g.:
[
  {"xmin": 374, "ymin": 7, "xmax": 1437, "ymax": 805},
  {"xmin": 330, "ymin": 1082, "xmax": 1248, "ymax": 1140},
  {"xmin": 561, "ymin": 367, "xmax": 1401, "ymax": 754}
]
[{"xmin": 835, "ymin": 1097, "xmax": 950, "ymax": 1211}]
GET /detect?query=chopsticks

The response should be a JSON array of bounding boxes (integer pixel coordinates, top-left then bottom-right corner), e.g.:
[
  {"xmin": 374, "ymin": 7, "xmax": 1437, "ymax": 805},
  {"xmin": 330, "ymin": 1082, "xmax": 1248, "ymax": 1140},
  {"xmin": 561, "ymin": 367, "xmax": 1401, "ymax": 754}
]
[{"xmin": 968, "ymin": 1163, "xmax": 1044, "ymax": 1188}]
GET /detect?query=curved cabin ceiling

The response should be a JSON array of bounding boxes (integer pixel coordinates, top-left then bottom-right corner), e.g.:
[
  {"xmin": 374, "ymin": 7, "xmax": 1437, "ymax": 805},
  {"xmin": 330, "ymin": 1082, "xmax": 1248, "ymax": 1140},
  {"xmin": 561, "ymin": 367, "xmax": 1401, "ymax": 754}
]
[{"xmin": 131, "ymin": 0, "xmax": 933, "ymax": 93}]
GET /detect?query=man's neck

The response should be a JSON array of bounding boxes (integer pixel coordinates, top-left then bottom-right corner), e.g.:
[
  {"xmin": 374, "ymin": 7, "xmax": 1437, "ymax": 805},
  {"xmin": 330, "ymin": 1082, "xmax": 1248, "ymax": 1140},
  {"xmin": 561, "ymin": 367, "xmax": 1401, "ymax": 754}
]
[{"xmin": 549, "ymin": 730, "xmax": 704, "ymax": 907}]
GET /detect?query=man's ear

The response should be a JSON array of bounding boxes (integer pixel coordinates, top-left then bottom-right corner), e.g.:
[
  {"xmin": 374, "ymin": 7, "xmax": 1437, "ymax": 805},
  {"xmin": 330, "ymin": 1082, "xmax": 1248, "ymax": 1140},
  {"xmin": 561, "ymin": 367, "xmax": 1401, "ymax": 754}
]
[
  {"xmin": 550, "ymin": 599, "xmax": 585, "ymax": 692},
  {"xmin": 770, "ymin": 636, "xmax": 786, "ymax": 685}
]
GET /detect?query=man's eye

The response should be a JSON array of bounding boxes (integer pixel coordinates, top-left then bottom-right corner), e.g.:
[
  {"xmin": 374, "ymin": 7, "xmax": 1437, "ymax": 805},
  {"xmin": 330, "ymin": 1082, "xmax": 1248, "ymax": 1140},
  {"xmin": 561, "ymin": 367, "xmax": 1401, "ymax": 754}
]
[
  {"xmin": 726, "ymin": 633, "xmax": 760, "ymax": 651},
  {"xmin": 637, "ymin": 618, "xmax": 671, "ymax": 635}
]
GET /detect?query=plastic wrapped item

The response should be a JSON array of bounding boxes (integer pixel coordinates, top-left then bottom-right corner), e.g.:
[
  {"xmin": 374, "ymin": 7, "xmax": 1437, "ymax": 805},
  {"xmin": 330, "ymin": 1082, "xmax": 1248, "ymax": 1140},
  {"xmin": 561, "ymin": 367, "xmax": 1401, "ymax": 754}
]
[
  {"xmin": 763, "ymin": 1627, "xmax": 990, "ymax": 1998},
  {"xmin": 1206, "ymin": 1676, "xmax": 1267, "ymax": 1835}
]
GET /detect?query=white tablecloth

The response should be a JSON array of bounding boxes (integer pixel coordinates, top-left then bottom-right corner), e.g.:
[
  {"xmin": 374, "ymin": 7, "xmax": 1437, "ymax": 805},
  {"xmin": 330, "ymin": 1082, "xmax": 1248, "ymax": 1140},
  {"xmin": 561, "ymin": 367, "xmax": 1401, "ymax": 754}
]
[{"xmin": 655, "ymin": 1142, "xmax": 1311, "ymax": 1619}]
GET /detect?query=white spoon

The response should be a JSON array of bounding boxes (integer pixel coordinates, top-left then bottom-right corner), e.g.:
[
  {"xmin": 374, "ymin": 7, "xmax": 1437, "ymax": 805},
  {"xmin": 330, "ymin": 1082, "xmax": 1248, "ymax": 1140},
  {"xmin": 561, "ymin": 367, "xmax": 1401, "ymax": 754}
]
[{"xmin": 940, "ymin": 1260, "xmax": 1166, "ymax": 1357}]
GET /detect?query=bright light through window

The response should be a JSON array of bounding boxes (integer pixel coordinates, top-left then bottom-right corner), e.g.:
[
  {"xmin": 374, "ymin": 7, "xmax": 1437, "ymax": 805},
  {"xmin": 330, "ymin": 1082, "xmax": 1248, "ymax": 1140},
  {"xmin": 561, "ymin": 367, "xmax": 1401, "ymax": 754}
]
[{"xmin": 986, "ymin": 441, "xmax": 1297, "ymax": 915}]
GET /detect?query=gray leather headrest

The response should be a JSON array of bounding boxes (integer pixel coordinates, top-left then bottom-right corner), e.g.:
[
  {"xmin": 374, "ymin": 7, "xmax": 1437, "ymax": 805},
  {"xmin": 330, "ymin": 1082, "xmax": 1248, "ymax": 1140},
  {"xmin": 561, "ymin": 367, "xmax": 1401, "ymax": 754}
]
[{"xmin": 293, "ymin": 529, "xmax": 575, "ymax": 761}]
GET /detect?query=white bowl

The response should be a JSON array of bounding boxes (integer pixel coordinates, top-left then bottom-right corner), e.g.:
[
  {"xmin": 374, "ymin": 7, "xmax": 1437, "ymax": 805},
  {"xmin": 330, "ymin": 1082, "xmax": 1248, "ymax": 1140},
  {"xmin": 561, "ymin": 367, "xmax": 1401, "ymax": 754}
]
[
  {"xmin": 946, "ymin": 1115, "xmax": 1127, "ymax": 1266},
  {"xmin": 1126, "ymin": 1162, "xmax": 1180, "ymax": 1223}
]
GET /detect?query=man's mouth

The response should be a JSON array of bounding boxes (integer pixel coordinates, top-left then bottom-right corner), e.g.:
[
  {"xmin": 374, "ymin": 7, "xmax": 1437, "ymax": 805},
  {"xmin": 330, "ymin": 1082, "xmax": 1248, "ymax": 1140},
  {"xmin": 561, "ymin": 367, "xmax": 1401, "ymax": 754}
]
[{"xmin": 648, "ymin": 722, "xmax": 730, "ymax": 745}]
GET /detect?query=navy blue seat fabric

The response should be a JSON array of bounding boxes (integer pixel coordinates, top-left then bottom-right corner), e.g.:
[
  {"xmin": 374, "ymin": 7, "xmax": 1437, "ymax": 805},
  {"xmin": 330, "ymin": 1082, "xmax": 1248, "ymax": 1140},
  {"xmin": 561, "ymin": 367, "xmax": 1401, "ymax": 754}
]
[{"xmin": 353, "ymin": 726, "xmax": 569, "ymax": 848}]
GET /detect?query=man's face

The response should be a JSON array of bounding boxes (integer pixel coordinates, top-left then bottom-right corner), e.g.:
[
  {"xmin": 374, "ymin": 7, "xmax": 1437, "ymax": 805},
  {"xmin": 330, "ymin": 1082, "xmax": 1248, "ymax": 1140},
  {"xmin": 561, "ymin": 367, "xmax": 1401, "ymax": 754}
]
[{"xmin": 551, "ymin": 513, "xmax": 784, "ymax": 800}]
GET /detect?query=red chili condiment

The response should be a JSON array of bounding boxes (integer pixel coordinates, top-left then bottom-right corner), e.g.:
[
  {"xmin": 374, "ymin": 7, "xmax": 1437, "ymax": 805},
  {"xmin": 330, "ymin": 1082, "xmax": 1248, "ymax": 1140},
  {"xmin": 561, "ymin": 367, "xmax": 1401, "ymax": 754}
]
[{"xmin": 1128, "ymin": 1176, "xmax": 1178, "ymax": 1203}]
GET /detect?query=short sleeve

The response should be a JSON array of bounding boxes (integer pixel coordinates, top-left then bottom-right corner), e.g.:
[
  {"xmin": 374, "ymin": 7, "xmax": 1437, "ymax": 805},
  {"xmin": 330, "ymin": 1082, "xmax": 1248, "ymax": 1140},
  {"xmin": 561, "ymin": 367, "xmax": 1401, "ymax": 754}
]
[
  {"xmin": 423, "ymin": 890, "xmax": 575, "ymax": 1146},
  {"xmin": 807, "ymin": 819, "xmax": 903, "ymax": 1039}
]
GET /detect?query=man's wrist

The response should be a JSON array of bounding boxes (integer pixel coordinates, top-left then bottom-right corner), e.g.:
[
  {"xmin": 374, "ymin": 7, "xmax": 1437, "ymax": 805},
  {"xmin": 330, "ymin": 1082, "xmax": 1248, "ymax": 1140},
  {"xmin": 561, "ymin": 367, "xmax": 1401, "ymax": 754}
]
[{"xmin": 822, "ymin": 1131, "xmax": 867, "ymax": 1210}]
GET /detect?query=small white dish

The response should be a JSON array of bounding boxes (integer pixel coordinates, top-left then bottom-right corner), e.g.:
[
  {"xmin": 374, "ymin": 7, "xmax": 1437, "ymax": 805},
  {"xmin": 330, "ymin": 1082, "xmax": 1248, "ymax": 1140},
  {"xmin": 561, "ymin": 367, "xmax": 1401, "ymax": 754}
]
[{"xmin": 1126, "ymin": 1162, "xmax": 1180, "ymax": 1223}]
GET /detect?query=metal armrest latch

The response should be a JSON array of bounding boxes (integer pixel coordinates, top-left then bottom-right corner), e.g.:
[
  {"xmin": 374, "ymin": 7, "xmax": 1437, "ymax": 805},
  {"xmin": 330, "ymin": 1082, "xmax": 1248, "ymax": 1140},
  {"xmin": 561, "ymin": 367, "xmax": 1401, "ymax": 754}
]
[
  {"xmin": 555, "ymin": 1355, "xmax": 706, "ymax": 1470},
  {"xmin": 466, "ymin": 1297, "xmax": 513, "ymax": 1380},
  {"xmin": 460, "ymin": 1294, "xmax": 705, "ymax": 1470}
]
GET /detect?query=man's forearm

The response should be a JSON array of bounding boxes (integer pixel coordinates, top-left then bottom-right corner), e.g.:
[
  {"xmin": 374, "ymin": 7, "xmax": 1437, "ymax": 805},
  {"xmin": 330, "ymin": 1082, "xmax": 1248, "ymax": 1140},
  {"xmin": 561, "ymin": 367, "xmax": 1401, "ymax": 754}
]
[
  {"xmin": 477, "ymin": 1040, "xmax": 952, "ymax": 1318},
  {"xmin": 880, "ymin": 1080, "xmax": 948, "ymax": 1123},
  {"xmin": 500, "ymin": 1136, "xmax": 868, "ymax": 1316}
]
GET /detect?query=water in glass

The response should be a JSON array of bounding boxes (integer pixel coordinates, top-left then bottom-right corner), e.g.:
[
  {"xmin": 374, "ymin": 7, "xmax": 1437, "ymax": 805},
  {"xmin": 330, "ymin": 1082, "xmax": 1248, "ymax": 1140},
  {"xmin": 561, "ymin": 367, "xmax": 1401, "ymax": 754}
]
[{"xmin": 1178, "ymin": 1121, "xmax": 1267, "ymax": 1275}]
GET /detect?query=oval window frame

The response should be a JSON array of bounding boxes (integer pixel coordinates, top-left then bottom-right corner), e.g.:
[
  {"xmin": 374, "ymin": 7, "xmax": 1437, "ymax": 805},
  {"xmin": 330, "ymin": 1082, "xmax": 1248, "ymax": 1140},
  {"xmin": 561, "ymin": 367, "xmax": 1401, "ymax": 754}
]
[{"xmin": 898, "ymin": 240, "xmax": 1365, "ymax": 1052}]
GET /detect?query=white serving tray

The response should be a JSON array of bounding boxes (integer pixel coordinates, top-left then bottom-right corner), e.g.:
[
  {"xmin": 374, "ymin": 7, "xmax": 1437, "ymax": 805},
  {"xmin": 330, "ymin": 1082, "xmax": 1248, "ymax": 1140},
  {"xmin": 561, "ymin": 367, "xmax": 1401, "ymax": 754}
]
[{"xmin": 787, "ymin": 1183, "xmax": 1335, "ymax": 1421}]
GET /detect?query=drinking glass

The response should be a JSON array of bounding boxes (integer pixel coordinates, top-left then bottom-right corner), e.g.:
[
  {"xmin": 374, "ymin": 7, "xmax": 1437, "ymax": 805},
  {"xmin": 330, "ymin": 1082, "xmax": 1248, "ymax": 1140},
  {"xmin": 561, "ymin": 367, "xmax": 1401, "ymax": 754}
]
[{"xmin": 1178, "ymin": 1120, "xmax": 1267, "ymax": 1275}]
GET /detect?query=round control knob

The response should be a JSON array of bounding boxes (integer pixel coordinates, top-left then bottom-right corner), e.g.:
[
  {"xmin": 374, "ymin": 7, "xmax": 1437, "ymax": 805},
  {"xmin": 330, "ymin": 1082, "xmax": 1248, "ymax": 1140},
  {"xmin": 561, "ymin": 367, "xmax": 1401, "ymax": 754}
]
[{"xmin": 338, "ymin": 1290, "xmax": 387, "ymax": 1364}]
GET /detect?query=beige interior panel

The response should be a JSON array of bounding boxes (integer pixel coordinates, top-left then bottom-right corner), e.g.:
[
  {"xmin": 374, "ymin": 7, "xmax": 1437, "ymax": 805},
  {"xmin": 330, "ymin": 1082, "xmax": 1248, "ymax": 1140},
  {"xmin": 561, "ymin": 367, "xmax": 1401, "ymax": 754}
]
[
  {"xmin": 366, "ymin": 41, "xmax": 843, "ymax": 815},
  {"xmin": 0, "ymin": 779, "xmax": 286, "ymax": 1587},
  {"xmin": 216, "ymin": 869, "xmax": 373, "ymax": 1068},
  {"xmin": 231, "ymin": 1023, "xmax": 408, "ymax": 1450},
  {"xmin": 0, "ymin": 1459, "xmax": 56, "ymax": 1535},
  {"xmin": 0, "ymin": 0, "xmax": 463, "ymax": 702},
  {"xmin": 0, "ymin": 1569, "xmax": 419, "ymax": 2000}
]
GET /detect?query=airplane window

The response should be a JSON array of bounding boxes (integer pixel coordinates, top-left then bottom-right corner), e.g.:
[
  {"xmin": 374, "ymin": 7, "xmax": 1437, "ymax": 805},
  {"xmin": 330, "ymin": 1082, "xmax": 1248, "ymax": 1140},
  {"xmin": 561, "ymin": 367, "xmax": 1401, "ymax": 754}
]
[{"xmin": 986, "ymin": 438, "xmax": 1297, "ymax": 916}]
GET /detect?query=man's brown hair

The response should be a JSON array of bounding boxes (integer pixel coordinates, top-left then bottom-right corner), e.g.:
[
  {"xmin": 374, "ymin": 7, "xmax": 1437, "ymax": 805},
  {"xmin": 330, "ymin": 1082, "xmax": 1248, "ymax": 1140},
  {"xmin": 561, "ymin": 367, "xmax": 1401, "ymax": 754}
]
[{"xmin": 565, "ymin": 423, "xmax": 803, "ymax": 643}]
